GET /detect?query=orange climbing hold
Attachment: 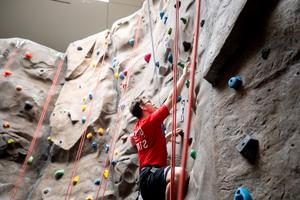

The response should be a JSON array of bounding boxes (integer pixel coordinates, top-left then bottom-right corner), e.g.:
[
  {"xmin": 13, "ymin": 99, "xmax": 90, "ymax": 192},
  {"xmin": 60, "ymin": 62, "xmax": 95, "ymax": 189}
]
[
  {"xmin": 144, "ymin": 53, "xmax": 151, "ymax": 63},
  {"xmin": 24, "ymin": 52, "xmax": 32, "ymax": 60},
  {"xmin": 3, "ymin": 71, "xmax": 12, "ymax": 77},
  {"xmin": 3, "ymin": 121, "xmax": 10, "ymax": 129}
]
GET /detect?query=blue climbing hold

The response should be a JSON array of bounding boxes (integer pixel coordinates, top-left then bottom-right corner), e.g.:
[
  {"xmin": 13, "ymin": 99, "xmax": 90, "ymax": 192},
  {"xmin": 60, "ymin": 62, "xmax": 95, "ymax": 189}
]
[
  {"xmin": 159, "ymin": 11, "xmax": 165, "ymax": 20},
  {"xmin": 104, "ymin": 144, "xmax": 110, "ymax": 153},
  {"xmin": 128, "ymin": 39, "xmax": 135, "ymax": 47},
  {"xmin": 155, "ymin": 61, "xmax": 160, "ymax": 68},
  {"xmin": 177, "ymin": 96, "xmax": 182, "ymax": 103},
  {"xmin": 91, "ymin": 141, "xmax": 97, "ymax": 150},
  {"xmin": 111, "ymin": 160, "xmax": 117, "ymax": 166},
  {"xmin": 167, "ymin": 53, "xmax": 173, "ymax": 64},
  {"xmin": 94, "ymin": 178, "xmax": 101, "ymax": 185},
  {"xmin": 119, "ymin": 72, "xmax": 125, "ymax": 80},
  {"xmin": 164, "ymin": 16, "xmax": 168, "ymax": 24},
  {"xmin": 228, "ymin": 76, "xmax": 242, "ymax": 89},
  {"xmin": 234, "ymin": 187, "xmax": 253, "ymax": 200}
]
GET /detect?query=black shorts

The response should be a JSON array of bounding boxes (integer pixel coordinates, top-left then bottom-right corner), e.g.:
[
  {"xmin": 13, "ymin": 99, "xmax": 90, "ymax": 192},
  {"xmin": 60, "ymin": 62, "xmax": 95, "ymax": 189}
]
[{"xmin": 139, "ymin": 166, "xmax": 171, "ymax": 200}]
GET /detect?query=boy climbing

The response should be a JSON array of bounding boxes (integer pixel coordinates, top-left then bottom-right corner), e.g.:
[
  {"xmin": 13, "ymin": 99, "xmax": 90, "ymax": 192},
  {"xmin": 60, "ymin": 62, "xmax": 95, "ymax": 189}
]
[{"xmin": 130, "ymin": 63, "xmax": 190, "ymax": 200}]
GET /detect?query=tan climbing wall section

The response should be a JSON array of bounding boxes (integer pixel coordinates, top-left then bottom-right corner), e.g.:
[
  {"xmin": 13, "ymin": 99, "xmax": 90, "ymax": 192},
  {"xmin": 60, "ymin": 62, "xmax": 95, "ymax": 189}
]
[{"xmin": 0, "ymin": 0, "xmax": 299, "ymax": 199}]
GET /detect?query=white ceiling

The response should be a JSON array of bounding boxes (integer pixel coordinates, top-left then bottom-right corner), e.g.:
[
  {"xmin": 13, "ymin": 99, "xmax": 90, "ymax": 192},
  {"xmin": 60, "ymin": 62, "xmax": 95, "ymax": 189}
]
[{"xmin": 0, "ymin": 0, "xmax": 143, "ymax": 51}]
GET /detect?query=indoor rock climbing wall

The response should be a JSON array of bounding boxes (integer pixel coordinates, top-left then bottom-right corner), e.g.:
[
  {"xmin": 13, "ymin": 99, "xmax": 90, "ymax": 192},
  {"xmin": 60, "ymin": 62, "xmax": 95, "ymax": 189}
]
[{"xmin": 1, "ymin": 0, "xmax": 300, "ymax": 199}]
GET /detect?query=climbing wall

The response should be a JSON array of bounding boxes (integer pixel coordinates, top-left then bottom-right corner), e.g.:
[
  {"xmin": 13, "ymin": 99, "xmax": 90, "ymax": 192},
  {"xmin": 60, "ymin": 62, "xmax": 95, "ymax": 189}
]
[{"xmin": 1, "ymin": 0, "xmax": 299, "ymax": 199}]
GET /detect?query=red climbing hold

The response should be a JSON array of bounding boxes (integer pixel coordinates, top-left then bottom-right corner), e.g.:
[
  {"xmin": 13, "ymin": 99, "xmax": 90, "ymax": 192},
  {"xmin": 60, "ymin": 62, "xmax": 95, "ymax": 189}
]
[
  {"xmin": 144, "ymin": 53, "xmax": 151, "ymax": 63},
  {"xmin": 3, "ymin": 71, "xmax": 12, "ymax": 77},
  {"xmin": 24, "ymin": 52, "xmax": 32, "ymax": 60}
]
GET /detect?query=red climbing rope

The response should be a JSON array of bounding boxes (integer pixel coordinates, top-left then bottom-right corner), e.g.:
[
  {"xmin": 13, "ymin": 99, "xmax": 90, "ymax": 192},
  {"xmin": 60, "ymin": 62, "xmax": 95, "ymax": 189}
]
[
  {"xmin": 0, "ymin": 48, "xmax": 18, "ymax": 82},
  {"xmin": 10, "ymin": 56, "xmax": 65, "ymax": 200},
  {"xmin": 170, "ymin": 0, "xmax": 180, "ymax": 199},
  {"xmin": 177, "ymin": 0, "xmax": 202, "ymax": 199},
  {"xmin": 64, "ymin": 40, "xmax": 109, "ymax": 200}
]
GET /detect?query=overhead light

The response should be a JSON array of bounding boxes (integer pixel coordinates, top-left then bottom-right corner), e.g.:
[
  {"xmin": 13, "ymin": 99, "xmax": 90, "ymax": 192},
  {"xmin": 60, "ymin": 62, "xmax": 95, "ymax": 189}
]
[{"xmin": 95, "ymin": 0, "xmax": 109, "ymax": 2}]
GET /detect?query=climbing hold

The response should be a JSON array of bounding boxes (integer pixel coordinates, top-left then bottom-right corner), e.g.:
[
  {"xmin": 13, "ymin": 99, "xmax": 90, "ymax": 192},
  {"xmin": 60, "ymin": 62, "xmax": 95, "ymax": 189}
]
[
  {"xmin": 94, "ymin": 178, "xmax": 101, "ymax": 185},
  {"xmin": 103, "ymin": 169, "xmax": 109, "ymax": 179},
  {"xmin": 167, "ymin": 27, "xmax": 172, "ymax": 35},
  {"xmin": 234, "ymin": 187, "xmax": 253, "ymax": 200},
  {"xmin": 24, "ymin": 101, "xmax": 34, "ymax": 110},
  {"xmin": 77, "ymin": 47, "xmax": 83, "ymax": 51},
  {"xmin": 155, "ymin": 61, "xmax": 160, "ymax": 68},
  {"xmin": 185, "ymin": 80, "xmax": 190, "ymax": 88},
  {"xmin": 42, "ymin": 187, "xmax": 51, "ymax": 196},
  {"xmin": 88, "ymin": 92, "xmax": 93, "ymax": 100},
  {"xmin": 123, "ymin": 70, "xmax": 128, "ymax": 76},
  {"xmin": 104, "ymin": 144, "xmax": 110, "ymax": 153},
  {"xmin": 3, "ymin": 121, "xmax": 10, "ymax": 129},
  {"xmin": 3, "ymin": 71, "xmax": 12, "ymax": 77},
  {"xmin": 164, "ymin": 16, "xmax": 168, "ymax": 24},
  {"xmin": 183, "ymin": 41, "xmax": 192, "ymax": 52},
  {"xmin": 86, "ymin": 133, "xmax": 93, "ymax": 140},
  {"xmin": 112, "ymin": 58, "xmax": 119, "ymax": 68},
  {"xmin": 114, "ymin": 149, "xmax": 119, "ymax": 156},
  {"xmin": 235, "ymin": 135, "xmax": 259, "ymax": 164},
  {"xmin": 85, "ymin": 195, "xmax": 93, "ymax": 200},
  {"xmin": 144, "ymin": 53, "xmax": 151, "ymax": 63},
  {"xmin": 128, "ymin": 39, "xmax": 135, "ymax": 47},
  {"xmin": 200, "ymin": 19, "xmax": 205, "ymax": 27},
  {"xmin": 114, "ymin": 73, "xmax": 119, "ymax": 79},
  {"xmin": 81, "ymin": 105, "xmax": 87, "ymax": 112},
  {"xmin": 83, "ymin": 97, "xmax": 87, "ymax": 102},
  {"xmin": 177, "ymin": 61, "xmax": 185, "ymax": 69},
  {"xmin": 261, "ymin": 48, "xmax": 270, "ymax": 60},
  {"xmin": 16, "ymin": 85, "xmax": 22, "ymax": 91},
  {"xmin": 6, "ymin": 138, "xmax": 14, "ymax": 144},
  {"xmin": 90, "ymin": 62, "xmax": 97, "ymax": 68},
  {"xmin": 119, "ymin": 72, "xmax": 125, "ymax": 80},
  {"xmin": 96, "ymin": 48, "xmax": 101, "ymax": 56},
  {"xmin": 190, "ymin": 149, "xmax": 197, "ymax": 160},
  {"xmin": 188, "ymin": 138, "xmax": 193, "ymax": 146},
  {"xmin": 47, "ymin": 136, "xmax": 52, "ymax": 142},
  {"xmin": 159, "ymin": 11, "xmax": 165, "ymax": 19},
  {"xmin": 174, "ymin": 1, "xmax": 181, "ymax": 8},
  {"xmin": 24, "ymin": 52, "xmax": 32, "ymax": 60},
  {"xmin": 111, "ymin": 160, "xmax": 117, "ymax": 167},
  {"xmin": 72, "ymin": 176, "xmax": 79, "ymax": 185},
  {"xmin": 54, "ymin": 169, "xmax": 65, "ymax": 180},
  {"xmin": 167, "ymin": 52, "xmax": 173, "ymax": 64},
  {"xmin": 82, "ymin": 116, "xmax": 86, "ymax": 124},
  {"xmin": 177, "ymin": 95, "xmax": 182, "ymax": 103},
  {"xmin": 91, "ymin": 141, "xmax": 97, "ymax": 150},
  {"xmin": 228, "ymin": 76, "xmax": 242, "ymax": 89},
  {"xmin": 180, "ymin": 17, "xmax": 187, "ymax": 24},
  {"xmin": 97, "ymin": 128, "xmax": 104, "ymax": 136},
  {"xmin": 27, "ymin": 156, "xmax": 34, "ymax": 165}
]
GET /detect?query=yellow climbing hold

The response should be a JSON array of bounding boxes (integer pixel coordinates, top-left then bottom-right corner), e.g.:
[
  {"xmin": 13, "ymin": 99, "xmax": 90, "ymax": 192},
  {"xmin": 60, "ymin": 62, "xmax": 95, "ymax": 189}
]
[
  {"xmin": 47, "ymin": 136, "xmax": 52, "ymax": 142},
  {"xmin": 103, "ymin": 169, "xmax": 109, "ymax": 179},
  {"xmin": 97, "ymin": 128, "xmax": 104, "ymax": 136},
  {"xmin": 7, "ymin": 138, "xmax": 14, "ymax": 144},
  {"xmin": 114, "ymin": 150, "xmax": 119, "ymax": 157},
  {"xmin": 73, "ymin": 176, "xmax": 79, "ymax": 185},
  {"xmin": 81, "ymin": 105, "xmax": 87, "ymax": 112},
  {"xmin": 114, "ymin": 73, "xmax": 119, "ymax": 79},
  {"xmin": 3, "ymin": 121, "xmax": 10, "ymax": 129},
  {"xmin": 90, "ymin": 62, "xmax": 97, "ymax": 68},
  {"xmin": 83, "ymin": 97, "xmax": 87, "ymax": 102},
  {"xmin": 85, "ymin": 195, "xmax": 93, "ymax": 200},
  {"xmin": 86, "ymin": 133, "xmax": 93, "ymax": 140}
]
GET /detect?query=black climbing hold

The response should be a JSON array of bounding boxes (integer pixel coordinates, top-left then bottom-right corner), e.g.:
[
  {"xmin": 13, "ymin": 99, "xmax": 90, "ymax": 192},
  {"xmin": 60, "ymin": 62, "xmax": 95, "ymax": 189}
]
[
  {"xmin": 177, "ymin": 96, "xmax": 182, "ymax": 103},
  {"xmin": 261, "ymin": 48, "xmax": 270, "ymax": 60},
  {"xmin": 24, "ymin": 101, "xmax": 34, "ymax": 110},
  {"xmin": 235, "ymin": 135, "xmax": 259, "ymax": 164},
  {"xmin": 228, "ymin": 76, "xmax": 242, "ymax": 89},
  {"xmin": 180, "ymin": 17, "xmax": 187, "ymax": 24},
  {"xmin": 183, "ymin": 41, "xmax": 191, "ymax": 52},
  {"xmin": 111, "ymin": 160, "xmax": 117, "ymax": 166},
  {"xmin": 200, "ymin": 20, "xmax": 205, "ymax": 27},
  {"xmin": 188, "ymin": 137, "xmax": 193, "ymax": 146},
  {"xmin": 174, "ymin": 1, "xmax": 181, "ymax": 8},
  {"xmin": 77, "ymin": 47, "xmax": 83, "ymax": 51}
]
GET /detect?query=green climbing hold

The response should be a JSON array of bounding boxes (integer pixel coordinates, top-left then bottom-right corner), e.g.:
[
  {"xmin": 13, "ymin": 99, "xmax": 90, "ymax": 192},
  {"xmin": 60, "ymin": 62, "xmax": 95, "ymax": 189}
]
[
  {"xmin": 177, "ymin": 61, "xmax": 185, "ymax": 69},
  {"xmin": 167, "ymin": 27, "xmax": 172, "ymax": 35},
  {"xmin": 27, "ymin": 156, "xmax": 34, "ymax": 165},
  {"xmin": 180, "ymin": 17, "xmax": 187, "ymax": 24},
  {"xmin": 190, "ymin": 149, "xmax": 197, "ymax": 160},
  {"xmin": 185, "ymin": 80, "xmax": 190, "ymax": 88},
  {"xmin": 54, "ymin": 169, "xmax": 65, "ymax": 180}
]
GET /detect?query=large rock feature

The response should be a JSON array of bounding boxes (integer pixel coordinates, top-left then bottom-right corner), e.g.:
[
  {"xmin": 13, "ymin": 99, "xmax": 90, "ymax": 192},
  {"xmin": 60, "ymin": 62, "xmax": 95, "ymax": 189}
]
[{"xmin": 0, "ymin": 0, "xmax": 299, "ymax": 199}]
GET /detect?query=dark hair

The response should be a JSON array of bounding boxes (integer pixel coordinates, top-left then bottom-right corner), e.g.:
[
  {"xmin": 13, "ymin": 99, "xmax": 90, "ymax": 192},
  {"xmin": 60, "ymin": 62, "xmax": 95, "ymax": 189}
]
[{"xmin": 130, "ymin": 98, "xmax": 143, "ymax": 119}]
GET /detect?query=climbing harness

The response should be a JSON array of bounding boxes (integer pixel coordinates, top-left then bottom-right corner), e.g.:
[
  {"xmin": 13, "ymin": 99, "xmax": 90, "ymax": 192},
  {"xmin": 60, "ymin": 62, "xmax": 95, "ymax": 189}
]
[{"xmin": 177, "ymin": 0, "xmax": 202, "ymax": 199}]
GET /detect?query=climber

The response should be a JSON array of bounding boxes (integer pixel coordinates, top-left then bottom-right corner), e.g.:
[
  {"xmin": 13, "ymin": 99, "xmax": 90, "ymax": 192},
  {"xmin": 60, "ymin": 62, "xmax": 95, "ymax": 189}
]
[{"xmin": 130, "ymin": 63, "xmax": 190, "ymax": 200}]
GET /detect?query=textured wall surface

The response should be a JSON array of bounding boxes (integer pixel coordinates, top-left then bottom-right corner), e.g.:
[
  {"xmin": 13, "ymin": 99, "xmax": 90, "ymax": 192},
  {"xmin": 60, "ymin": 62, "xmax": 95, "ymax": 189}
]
[{"xmin": 0, "ymin": 0, "xmax": 299, "ymax": 199}]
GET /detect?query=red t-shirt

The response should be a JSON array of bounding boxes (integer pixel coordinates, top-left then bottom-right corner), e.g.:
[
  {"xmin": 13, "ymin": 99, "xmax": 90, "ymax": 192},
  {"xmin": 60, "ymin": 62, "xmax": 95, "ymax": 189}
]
[{"xmin": 131, "ymin": 105, "xmax": 170, "ymax": 169}]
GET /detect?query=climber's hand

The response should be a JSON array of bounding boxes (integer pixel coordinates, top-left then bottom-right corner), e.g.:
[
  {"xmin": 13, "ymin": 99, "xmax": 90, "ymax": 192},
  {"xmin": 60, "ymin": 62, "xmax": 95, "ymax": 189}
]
[
  {"xmin": 176, "ymin": 128, "xmax": 184, "ymax": 137},
  {"xmin": 183, "ymin": 62, "xmax": 190, "ymax": 78}
]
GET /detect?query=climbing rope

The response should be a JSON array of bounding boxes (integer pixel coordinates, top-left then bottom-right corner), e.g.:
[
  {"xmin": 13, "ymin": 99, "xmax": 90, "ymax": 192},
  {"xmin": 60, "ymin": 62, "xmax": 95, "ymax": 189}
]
[
  {"xmin": 64, "ymin": 39, "xmax": 109, "ymax": 200},
  {"xmin": 10, "ymin": 55, "xmax": 65, "ymax": 200},
  {"xmin": 170, "ymin": 0, "xmax": 180, "ymax": 199},
  {"xmin": 177, "ymin": 0, "xmax": 202, "ymax": 199}
]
